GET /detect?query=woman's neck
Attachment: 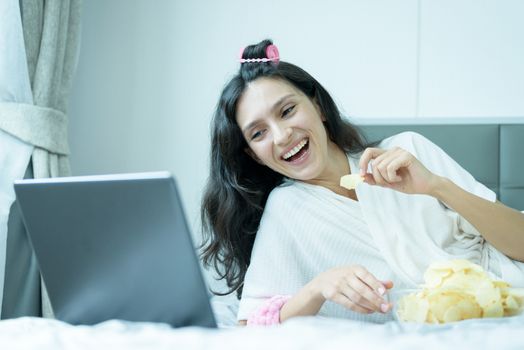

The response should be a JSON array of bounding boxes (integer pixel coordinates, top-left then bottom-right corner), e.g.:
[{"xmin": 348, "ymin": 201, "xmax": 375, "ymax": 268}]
[{"xmin": 304, "ymin": 143, "xmax": 358, "ymax": 200}]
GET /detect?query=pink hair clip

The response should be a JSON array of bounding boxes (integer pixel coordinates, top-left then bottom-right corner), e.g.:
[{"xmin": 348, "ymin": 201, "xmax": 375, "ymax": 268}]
[{"xmin": 239, "ymin": 44, "xmax": 280, "ymax": 64}]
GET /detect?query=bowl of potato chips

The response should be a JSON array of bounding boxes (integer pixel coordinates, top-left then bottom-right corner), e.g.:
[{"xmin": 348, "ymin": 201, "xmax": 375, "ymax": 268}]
[{"xmin": 389, "ymin": 260, "xmax": 524, "ymax": 324}]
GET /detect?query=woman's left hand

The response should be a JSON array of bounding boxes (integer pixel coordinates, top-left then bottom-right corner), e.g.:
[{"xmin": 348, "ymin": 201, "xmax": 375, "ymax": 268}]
[{"xmin": 359, "ymin": 147, "xmax": 441, "ymax": 195}]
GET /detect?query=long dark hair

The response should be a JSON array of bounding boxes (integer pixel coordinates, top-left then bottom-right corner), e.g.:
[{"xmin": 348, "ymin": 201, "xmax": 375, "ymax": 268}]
[{"xmin": 200, "ymin": 39, "xmax": 371, "ymax": 298}]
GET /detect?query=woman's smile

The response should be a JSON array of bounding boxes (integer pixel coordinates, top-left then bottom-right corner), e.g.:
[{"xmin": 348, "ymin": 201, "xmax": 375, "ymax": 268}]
[{"xmin": 281, "ymin": 138, "xmax": 309, "ymax": 163}]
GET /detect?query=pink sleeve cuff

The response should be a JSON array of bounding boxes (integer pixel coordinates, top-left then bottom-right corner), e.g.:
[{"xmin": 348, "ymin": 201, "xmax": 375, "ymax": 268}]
[{"xmin": 246, "ymin": 295, "xmax": 292, "ymax": 326}]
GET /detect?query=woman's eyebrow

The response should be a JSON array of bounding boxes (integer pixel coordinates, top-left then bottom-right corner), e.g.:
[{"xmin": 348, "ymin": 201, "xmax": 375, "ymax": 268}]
[
  {"xmin": 241, "ymin": 94, "xmax": 295, "ymax": 135},
  {"xmin": 270, "ymin": 94, "xmax": 295, "ymax": 113},
  {"xmin": 242, "ymin": 120, "xmax": 261, "ymax": 136}
]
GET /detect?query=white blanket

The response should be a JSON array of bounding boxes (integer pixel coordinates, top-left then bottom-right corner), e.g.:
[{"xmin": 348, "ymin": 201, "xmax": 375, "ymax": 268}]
[{"xmin": 1, "ymin": 314, "xmax": 523, "ymax": 350}]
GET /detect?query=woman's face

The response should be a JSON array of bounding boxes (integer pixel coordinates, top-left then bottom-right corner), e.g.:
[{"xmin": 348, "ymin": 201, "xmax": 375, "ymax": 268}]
[{"xmin": 236, "ymin": 77, "xmax": 336, "ymax": 182}]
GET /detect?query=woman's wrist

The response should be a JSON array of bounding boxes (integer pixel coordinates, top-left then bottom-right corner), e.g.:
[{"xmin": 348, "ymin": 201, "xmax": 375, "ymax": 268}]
[
  {"xmin": 428, "ymin": 175, "xmax": 451, "ymax": 199},
  {"xmin": 305, "ymin": 277, "xmax": 327, "ymax": 305},
  {"xmin": 280, "ymin": 278, "xmax": 326, "ymax": 322},
  {"xmin": 247, "ymin": 295, "xmax": 292, "ymax": 326}
]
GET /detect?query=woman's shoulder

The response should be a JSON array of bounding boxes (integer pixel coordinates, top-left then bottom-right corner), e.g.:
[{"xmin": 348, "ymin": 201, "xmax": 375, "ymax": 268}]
[
  {"xmin": 266, "ymin": 180, "xmax": 303, "ymax": 204},
  {"xmin": 263, "ymin": 180, "xmax": 321, "ymax": 216},
  {"xmin": 255, "ymin": 182, "xmax": 309, "ymax": 243}
]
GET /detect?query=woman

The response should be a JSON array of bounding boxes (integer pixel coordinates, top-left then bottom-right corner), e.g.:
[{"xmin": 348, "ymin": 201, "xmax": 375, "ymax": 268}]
[{"xmin": 200, "ymin": 39, "xmax": 524, "ymax": 326}]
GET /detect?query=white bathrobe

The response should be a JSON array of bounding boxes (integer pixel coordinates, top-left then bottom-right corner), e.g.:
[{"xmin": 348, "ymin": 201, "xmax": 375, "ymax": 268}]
[{"xmin": 237, "ymin": 132, "xmax": 524, "ymax": 322}]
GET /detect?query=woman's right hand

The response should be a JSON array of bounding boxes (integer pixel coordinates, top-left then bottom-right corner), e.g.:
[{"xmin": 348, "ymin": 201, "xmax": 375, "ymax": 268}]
[{"xmin": 312, "ymin": 265, "xmax": 393, "ymax": 314}]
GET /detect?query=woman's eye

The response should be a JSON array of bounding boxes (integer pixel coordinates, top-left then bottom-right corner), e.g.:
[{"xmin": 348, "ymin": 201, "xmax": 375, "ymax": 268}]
[
  {"xmin": 251, "ymin": 130, "xmax": 264, "ymax": 140},
  {"xmin": 282, "ymin": 105, "xmax": 295, "ymax": 118}
]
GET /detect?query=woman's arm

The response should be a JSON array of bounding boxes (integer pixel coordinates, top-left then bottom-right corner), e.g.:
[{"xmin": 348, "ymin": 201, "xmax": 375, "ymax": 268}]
[
  {"xmin": 359, "ymin": 146, "xmax": 524, "ymax": 262},
  {"xmin": 432, "ymin": 177, "xmax": 524, "ymax": 262},
  {"xmin": 279, "ymin": 265, "xmax": 392, "ymax": 323},
  {"xmin": 241, "ymin": 266, "xmax": 392, "ymax": 325}
]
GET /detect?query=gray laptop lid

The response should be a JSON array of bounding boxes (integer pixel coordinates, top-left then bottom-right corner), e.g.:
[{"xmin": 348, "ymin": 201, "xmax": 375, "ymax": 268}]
[{"xmin": 14, "ymin": 172, "xmax": 216, "ymax": 328}]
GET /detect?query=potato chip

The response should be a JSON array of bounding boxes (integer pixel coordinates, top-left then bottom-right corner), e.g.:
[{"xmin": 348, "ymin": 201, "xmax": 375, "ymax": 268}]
[
  {"xmin": 502, "ymin": 288, "xmax": 524, "ymax": 316},
  {"xmin": 475, "ymin": 287, "xmax": 501, "ymax": 309},
  {"xmin": 494, "ymin": 280, "xmax": 511, "ymax": 289},
  {"xmin": 504, "ymin": 295, "xmax": 519, "ymax": 310},
  {"xmin": 426, "ymin": 291, "xmax": 460, "ymax": 322},
  {"xmin": 396, "ymin": 259, "xmax": 524, "ymax": 324},
  {"xmin": 429, "ymin": 259, "xmax": 483, "ymax": 273},
  {"xmin": 455, "ymin": 298, "xmax": 482, "ymax": 320},
  {"xmin": 397, "ymin": 293, "xmax": 429, "ymax": 323},
  {"xmin": 443, "ymin": 305, "xmax": 463, "ymax": 323},
  {"xmin": 423, "ymin": 268, "xmax": 451, "ymax": 288},
  {"xmin": 339, "ymin": 174, "xmax": 364, "ymax": 190},
  {"xmin": 482, "ymin": 300, "xmax": 504, "ymax": 318}
]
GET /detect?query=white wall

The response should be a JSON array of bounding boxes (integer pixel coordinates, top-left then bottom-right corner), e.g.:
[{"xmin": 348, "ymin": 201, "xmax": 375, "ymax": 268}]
[
  {"xmin": 68, "ymin": 0, "xmax": 524, "ymax": 290},
  {"xmin": 418, "ymin": 0, "xmax": 524, "ymax": 117}
]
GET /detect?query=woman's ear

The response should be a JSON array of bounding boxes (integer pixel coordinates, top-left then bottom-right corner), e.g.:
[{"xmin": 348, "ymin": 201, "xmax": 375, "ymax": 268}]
[{"xmin": 245, "ymin": 148, "xmax": 264, "ymax": 165}]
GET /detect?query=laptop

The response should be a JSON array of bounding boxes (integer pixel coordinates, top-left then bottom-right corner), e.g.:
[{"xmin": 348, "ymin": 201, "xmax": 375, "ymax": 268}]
[{"xmin": 13, "ymin": 171, "xmax": 217, "ymax": 328}]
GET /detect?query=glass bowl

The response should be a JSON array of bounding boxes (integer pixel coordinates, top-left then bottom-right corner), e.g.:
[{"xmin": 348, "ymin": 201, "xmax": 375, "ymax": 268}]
[
  {"xmin": 387, "ymin": 287, "xmax": 524, "ymax": 324},
  {"xmin": 387, "ymin": 288, "xmax": 421, "ymax": 322}
]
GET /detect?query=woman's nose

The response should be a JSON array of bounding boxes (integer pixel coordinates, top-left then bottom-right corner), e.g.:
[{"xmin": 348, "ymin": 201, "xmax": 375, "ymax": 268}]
[{"xmin": 273, "ymin": 125, "xmax": 292, "ymax": 146}]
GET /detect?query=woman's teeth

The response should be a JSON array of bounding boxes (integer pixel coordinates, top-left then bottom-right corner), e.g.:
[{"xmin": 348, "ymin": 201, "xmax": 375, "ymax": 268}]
[{"xmin": 283, "ymin": 139, "xmax": 308, "ymax": 160}]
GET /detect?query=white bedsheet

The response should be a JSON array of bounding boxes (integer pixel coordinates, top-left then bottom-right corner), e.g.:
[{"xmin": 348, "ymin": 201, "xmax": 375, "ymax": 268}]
[{"xmin": 1, "ymin": 314, "xmax": 523, "ymax": 350}]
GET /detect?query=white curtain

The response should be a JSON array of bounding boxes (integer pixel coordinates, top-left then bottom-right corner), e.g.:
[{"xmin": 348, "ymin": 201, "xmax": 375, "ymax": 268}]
[
  {"xmin": 0, "ymin": 0, "xmax": 35, "ymax": 317},
  {"xmin": 0, "ymin": 0, "xmax": 82, "ymax": 317}
]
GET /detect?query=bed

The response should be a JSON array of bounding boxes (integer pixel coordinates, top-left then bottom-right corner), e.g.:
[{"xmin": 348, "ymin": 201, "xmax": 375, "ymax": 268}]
[{"xmin": 1, "ymin": 120, "xmax": 523, "ymax": 349}]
